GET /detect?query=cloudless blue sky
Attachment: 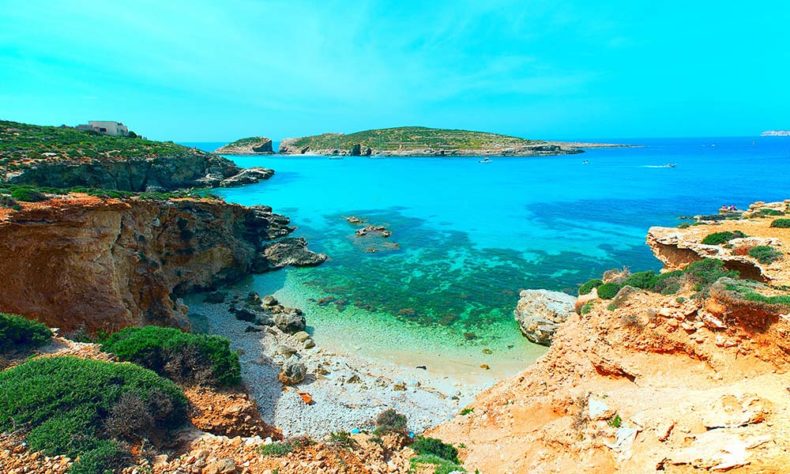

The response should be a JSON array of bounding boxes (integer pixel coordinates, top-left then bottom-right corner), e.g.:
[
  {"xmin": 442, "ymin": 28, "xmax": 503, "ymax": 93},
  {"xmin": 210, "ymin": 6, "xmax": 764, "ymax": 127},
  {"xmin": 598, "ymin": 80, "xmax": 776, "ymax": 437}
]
[{"xmin": 1, "ymin": 1, "xmax": 788, "ymax": 141}]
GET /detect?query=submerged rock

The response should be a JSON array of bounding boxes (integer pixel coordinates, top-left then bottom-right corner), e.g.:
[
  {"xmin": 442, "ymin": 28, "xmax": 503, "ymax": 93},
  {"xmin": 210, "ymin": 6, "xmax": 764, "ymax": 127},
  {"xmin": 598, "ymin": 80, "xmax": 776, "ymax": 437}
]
[{"xmin": 514, "ymin": 289, "xmax": 577, "ymax": 346}]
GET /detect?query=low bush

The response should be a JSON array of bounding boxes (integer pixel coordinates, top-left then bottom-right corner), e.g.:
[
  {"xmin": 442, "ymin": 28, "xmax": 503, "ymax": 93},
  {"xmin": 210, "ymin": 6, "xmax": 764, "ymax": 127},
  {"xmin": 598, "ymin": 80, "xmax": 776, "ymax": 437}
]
[
  {"xmin": 725, "ymin": 282, "xmax": 790, "ymax": 307},
  {"xmin": 622, "ymin": 271, "xmax": 658, "ymax": 290},
  {"xmin": 683, "ymin": 258, "xmax": 739, "ymax": 291},
  {"xmin": 770, "ymin": 218, "xmax": 790, "ymax": 228},
  {"xmin": 411, "ymin": 436, "xmax": 459, "ymax": 464},
  {"xmin": 748, "ymin": 245, "xmax": 783, "ymax": 264},
  {"xmin": 10, "ymin": 187, "xmax": 48, "ymax": 202},
  {"xmin": 755, "ymin": 208, "xmax": 784, "ymax": 217},
  {"xmin": 459, "ymin": 408, "xmax": 474, "ymax": 416},
  {"xmin": 327, "ymin": 431, "xmax": 358, "ymax": 450},
  {"xmin": 580, "ymin": 302, "xmax": 594, "ymax": 315},
  {"xmin": 259, "ymin": 441, "xmax": 293, "ymax": 457},
  {"xmin": 596, "ymin": 283, "xmax": 622, "ymax": 300},
  {"xmin": 0, "ymin": 357, "xmax": 187, "ymax": 473},
  {"xmin": 701, "ymin": 231, "xmax": 747, "ymax": 245},
  {"xmin": 409, "ymin": 454, "xmax": 465, "ymax": 474},
  {"xmin": 578, "ymin": 278, "xmax": 603, "ymax": 295},
  {"xmin": 0, "ymin": 313, "xmax": 51, "ymax": 354},
  {"xmin": 374, "ymin": 408, "xmax": 408, "ymax": 435},
  {"xmin": 101, "ymin": 326, "xmax": 241, "ymax": 387}
]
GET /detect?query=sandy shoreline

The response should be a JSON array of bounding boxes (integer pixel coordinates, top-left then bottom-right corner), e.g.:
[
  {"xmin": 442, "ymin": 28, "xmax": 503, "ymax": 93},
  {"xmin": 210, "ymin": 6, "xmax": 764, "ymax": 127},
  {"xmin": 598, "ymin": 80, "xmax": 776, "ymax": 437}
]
[{"xmin": 186, "ymin": 292, "xmax": 494, "ymax": 438}]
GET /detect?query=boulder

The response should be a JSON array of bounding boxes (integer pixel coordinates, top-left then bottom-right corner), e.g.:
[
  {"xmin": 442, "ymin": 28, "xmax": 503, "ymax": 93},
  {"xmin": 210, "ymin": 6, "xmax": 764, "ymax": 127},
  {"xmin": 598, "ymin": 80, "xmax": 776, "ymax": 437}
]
[
  {"xmin": 274, "ymin": 309, "xmax": 306, "ymax": 334},
  {"xmin": 278, "ymin": 358, "xmax": 307, "ymax": 385},
  {"xmin": 514, "ymin": 289, "xmax": 577, "ymax": 346},
  {"xmin": 255, "ymin": 238, "xmax": 327, "ymax": 271}
]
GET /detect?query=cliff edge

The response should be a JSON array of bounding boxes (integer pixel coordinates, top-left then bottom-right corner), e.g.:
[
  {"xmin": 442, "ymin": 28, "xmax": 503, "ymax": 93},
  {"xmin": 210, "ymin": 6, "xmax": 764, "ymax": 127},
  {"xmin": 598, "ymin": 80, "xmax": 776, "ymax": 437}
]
[{"xmin": 429, "ymin": 201, "xmax": 790, "ymax": 473}]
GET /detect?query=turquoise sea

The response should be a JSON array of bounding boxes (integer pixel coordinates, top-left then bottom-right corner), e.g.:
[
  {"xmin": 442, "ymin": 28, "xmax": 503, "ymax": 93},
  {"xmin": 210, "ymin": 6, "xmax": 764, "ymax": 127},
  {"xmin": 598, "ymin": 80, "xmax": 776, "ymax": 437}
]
[{"xmin": 183, "ymin": 137, "xmax": 790, "ymax": 382}]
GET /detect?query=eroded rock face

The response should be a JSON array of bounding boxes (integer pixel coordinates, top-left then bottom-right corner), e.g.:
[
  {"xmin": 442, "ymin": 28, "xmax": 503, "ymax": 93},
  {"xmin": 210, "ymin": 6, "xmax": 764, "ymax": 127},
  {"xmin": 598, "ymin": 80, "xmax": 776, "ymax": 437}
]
[
  {"xmin": 514, "ymin": 289, "xmax": 577, "ymax": 346},
  {"xmin": 6, "ymin": 153, "xmax": 268, "ymax": 191},
  {"xmin": 0, "ymin": 195, "xmax": 321, "ymax": 332}
]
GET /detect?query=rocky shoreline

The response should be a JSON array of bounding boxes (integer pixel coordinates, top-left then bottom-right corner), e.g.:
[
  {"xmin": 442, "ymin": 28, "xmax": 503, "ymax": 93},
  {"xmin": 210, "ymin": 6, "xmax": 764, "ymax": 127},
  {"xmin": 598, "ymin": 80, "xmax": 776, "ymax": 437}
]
[
  {"xmin": 188, "ymin": 291, "xmax": 476, "ymax": 438},
  {"xmin": 279, "ymin": 138, "xmax": 583, "ymax": 157}
]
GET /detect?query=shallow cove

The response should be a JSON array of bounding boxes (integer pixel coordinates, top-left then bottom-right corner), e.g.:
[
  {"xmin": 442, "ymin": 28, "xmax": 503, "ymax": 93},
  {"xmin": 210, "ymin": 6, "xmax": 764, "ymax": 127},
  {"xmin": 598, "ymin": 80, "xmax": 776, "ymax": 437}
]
[{"xmin": 197, "ymin": 137, "xmax": 790, "ymax": 386}]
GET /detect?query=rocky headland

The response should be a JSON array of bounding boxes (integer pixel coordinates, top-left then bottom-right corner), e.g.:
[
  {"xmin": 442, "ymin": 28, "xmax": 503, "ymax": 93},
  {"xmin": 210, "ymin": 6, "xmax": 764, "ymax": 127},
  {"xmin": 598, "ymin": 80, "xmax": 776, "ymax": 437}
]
[
  {"xmin": 279, "ymin": 126, "xmax": 583, "ymax": 157},
  {"xmin": 0, "ymin": 120, "xmax": 272, "ymax": 191},
  {"xmin": 0, "ymin": 193, "xmax": 325, "ymax": 333},
  {"xmin": 215, "ymin": 137, "xmax": 274, "ymax": 155},
  {"xmin": 430, "ymin": 200, "xmax": 790, "ymax": 472}
]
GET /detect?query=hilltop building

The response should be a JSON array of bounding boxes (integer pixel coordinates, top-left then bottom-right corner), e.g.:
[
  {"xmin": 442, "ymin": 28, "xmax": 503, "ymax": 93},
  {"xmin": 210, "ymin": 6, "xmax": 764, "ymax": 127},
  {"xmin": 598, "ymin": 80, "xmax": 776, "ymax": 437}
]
[{"xmin": 76, "ymin": 121, "xmax": 129, "ymax": 136}]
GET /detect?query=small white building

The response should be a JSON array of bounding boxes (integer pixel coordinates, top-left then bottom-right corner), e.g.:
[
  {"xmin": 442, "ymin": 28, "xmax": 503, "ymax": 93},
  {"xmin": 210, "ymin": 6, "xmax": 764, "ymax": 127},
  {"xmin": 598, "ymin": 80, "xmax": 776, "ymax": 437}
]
[{"xmin": 76, "ymin": 121, "xmax": 130, "ymax": 136}]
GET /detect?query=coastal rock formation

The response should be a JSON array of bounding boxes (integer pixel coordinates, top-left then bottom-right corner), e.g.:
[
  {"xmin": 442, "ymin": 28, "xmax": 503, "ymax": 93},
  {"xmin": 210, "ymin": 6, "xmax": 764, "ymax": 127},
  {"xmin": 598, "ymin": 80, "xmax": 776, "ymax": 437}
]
[
  {"xmin": 0, "ymin": 120, "xmax": 272, "ymax": 191},
  {"xmin": 0, "ymin": 194, "xmax": 323, "ymax": 332},
  {"xmin": 215, "ymin": 137, "xmax": 274, "ymax": 155},
  {"xmin": 278, "ymin": 126, "xmax": 583, "ymax": 157},
  {"xmin": 647, "ymin": 201, "xmax": 789, "ymax": 285},
  {"xmin": 514, "ymin": 289, "xmax": 577, "ymax": 345},
  {"xmin": 430, "ymin": 204, "xmax": 790, "ymax": 473},
  {"xmin": 218, "ymin": 167, "xmax": 274, "ymax": 187},
  {"xmin": 256, "ymin": 237, "xmax": 328, "ymax": 270}
]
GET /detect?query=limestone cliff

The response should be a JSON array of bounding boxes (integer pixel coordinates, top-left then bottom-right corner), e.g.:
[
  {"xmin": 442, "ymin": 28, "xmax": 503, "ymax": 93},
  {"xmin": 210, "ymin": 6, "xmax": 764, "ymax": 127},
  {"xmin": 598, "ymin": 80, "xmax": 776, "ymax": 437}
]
[
  {"xmin": 0, "ymin": 194, "xmax": 325, "ymax": 332},
  {"xmin": 430, "ymin": 202, "xmax": 790, "ymax": 473}
]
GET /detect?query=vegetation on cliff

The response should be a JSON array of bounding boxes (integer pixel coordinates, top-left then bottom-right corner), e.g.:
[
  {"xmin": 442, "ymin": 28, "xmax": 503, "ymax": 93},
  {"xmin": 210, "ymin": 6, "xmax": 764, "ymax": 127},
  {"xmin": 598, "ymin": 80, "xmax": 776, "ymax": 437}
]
[
  {"xmin": 215, "ymin": 136, "xmax": 274, "ymax": 154},
  {"xmin": 101, "ymin": 326, "xmax": 241, "ymax": 387},
  {"xmin": 0, "ymin": 356, "xmax": 187, "ymax": 473},
  {"xmin": 0, "ymin": 120, "xmax": 206, "ymax": 167},
  {"xmin": 0, "ymin": 313, "xmax": 51, "ymax": 354}
]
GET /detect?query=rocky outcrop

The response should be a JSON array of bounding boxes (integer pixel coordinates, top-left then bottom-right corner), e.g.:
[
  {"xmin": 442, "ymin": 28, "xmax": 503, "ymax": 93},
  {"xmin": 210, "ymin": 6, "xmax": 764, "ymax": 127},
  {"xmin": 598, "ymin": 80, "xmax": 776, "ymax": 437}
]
[
  {"xmin": 6, "ymin": 153, "xmax": 272, "ymax": 191},
  {"xmin": 218, "ymin": 167, "xmax": 274, "ymax": 187},
  {"xmin": 430, "ymin": 201, "xmax": 790, "ymax": 473},
  {"xmin": 215, "ymin": 137, "xmax": 274, "ymax": 155},
  {"xmin": 0, "ymin": 195, "xmax": 323, "ymax": 332},
  {"xmin": 647, "ymin": 203, "xmax": 789, "ymax": 285},
  {"xmin": 255, "ymin": 237, "xmax": 328, "ymax": 270},
  {"xmin": 514, "ymin": 289, "xmax": 577, "ymax": 346}
]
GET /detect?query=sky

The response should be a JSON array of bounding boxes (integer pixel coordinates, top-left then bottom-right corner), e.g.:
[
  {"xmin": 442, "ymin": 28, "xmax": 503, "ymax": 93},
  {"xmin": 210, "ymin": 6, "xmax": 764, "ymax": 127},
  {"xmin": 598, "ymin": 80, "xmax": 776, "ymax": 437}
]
[{"xmin": 1, "ymin": 0, "xmax": 789, "ymax": 141}]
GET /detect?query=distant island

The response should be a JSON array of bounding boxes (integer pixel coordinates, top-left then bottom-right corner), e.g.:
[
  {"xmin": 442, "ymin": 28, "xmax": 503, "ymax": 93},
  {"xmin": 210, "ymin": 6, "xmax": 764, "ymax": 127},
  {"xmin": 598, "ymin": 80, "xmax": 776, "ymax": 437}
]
[
  {"xmin": 215, "ymin": 136, "xmax": 273, "ymax": 155},
  {"xmin": 278, "ymin": 126, "xmax": 584, "ymax": 157},
  {"xmin": 761, "ymin": 130, "xmax": 790, "ymax": 137}
]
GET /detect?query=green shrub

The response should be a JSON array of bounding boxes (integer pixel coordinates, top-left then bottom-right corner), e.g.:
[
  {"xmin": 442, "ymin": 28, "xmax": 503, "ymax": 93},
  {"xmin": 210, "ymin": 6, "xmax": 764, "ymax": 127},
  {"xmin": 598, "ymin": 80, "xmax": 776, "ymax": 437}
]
[
  {"xmin": 259, "ymin": 441, "xmax": 293, "ymax": 457},
  {"xmin": 748, "ymin": 245, "xmax": 783, "ymax": 264},
  {"xmin": 770, "ymin": 219, "xmax": 790, "ymax": 228},
  {"xmin": 412, "ymin": 436, "xmax": 459, "ymax": 464},
  {"xmin": 580, "ymin": 302, "xmax": 594, "ymax": 315},
  {"xmin": 724, "ymin": 282, "xmax": 790, "ymax": 307},
  {"xmin": 459, "ymin": 408, "xmax": 474, "ymax": 416},
  {"xmin": 328, "ymin": 431, "xmax": 358, "ymax": 450},
  {"xmin": 596, "ymin": 283, "xmax": 622, "ymax": 300},
  {"xmin": 68, "ymin": 441, "xmax": 127, "ymax": 474},
  {"xmin": 701, "ymin": 231, "xmax": 747, "ymax": 245},
  {"xmin": 755, "ymin": 208, "xmax": 784, "ymax": 217},
  {"xmin": 101, "ymin": 326, "xmax": 241, "ymax": 387},
  {"xmin": 607, "ymin": 414, "xmax": 622, "ymax": 428},
  {"xmin": 683, "ymin": 259, "xmax": 739, "ymax": 290},
  {"xmin": 374, "ymin": 408, "xmax": 408, "ymax": 435},
  {"xmin": 622, "ymin": 271, "xmax": 658, "ymax": 290},
  {"xmin": 10, "ymin": 187, "xmax": 48, "ymax": 202},
  {"xmin": 578, "ymin": 279, "xmax": 603, "ymax": 295},
  {"xmin": 651, "ymin": 270, "xmax": 684, "ymax": 295},
  {"xmin": 0, "ymin": 357, "xmax": 187, "ymax": 472},
  {"xmin": 0, "ymin": 313, "xmax": 51, "ymax": 354},
  {"xmin": 409, "ymin": 454, "xmax": 465, "ymax": 474}
]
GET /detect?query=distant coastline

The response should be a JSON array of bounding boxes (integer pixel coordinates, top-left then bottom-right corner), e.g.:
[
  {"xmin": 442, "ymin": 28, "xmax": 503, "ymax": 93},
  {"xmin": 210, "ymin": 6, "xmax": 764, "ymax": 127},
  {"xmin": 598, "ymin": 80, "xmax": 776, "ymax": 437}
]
[{"xmin": 761, "ymin": 130, "xmax": 790, "ymax": 137}]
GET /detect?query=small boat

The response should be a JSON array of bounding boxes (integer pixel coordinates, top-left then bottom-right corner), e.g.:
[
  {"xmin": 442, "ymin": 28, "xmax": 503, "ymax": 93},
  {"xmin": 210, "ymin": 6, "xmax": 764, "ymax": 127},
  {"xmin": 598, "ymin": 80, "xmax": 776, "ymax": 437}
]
[
  {"xmin": 582, "ymin": 160, "xmax": 590, "ymax": 165},
  {"xmin": 479, "ymin": 157, "xmax": 492, "ymax": 164}
]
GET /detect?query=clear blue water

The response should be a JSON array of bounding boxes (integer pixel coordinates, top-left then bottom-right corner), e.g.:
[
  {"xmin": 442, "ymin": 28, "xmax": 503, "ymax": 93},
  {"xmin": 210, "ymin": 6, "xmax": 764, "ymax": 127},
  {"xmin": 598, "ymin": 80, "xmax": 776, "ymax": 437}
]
[{"xmin": 182, "ymin": 137, "xmax": 790, "ymax": 378}]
